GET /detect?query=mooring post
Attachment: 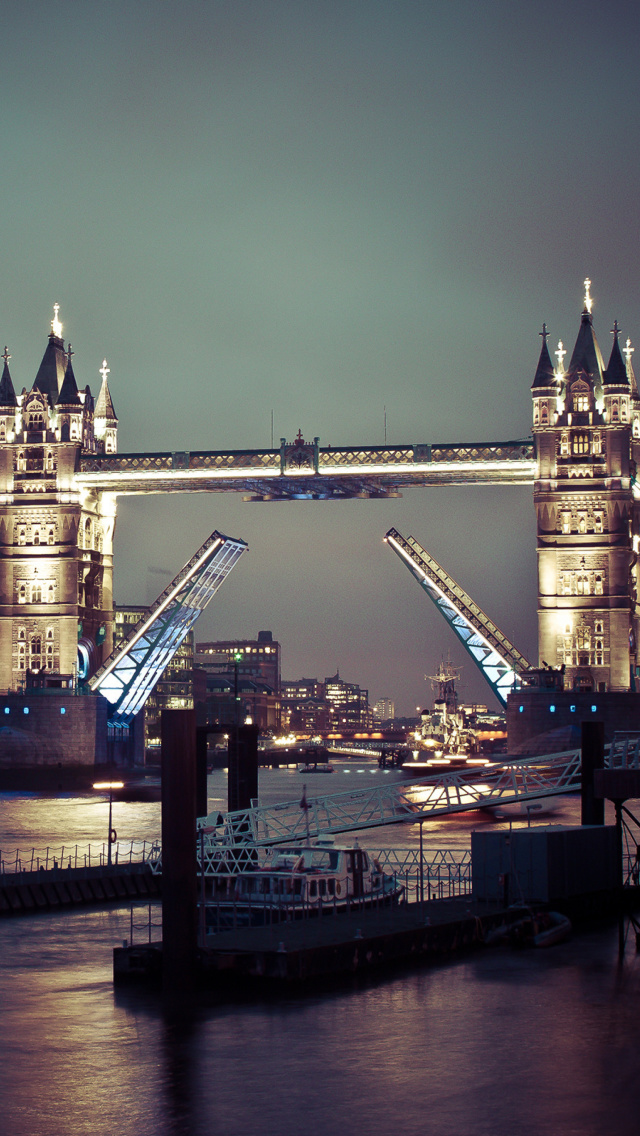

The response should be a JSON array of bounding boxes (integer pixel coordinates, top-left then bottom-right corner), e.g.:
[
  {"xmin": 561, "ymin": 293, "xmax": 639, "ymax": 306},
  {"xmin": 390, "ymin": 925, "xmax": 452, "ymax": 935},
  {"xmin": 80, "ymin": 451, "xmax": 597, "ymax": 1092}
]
[
  {"xmin": 161, "ymin": 709, "xmax": 197, "ymax": 997},
  {"xmin": 228, "ymin": 724, "xmax": 259, "ymax": 813},
  {"xmin": 581, "ymin": 720, "xmax": 605, "ymax": 826},
  {"xmin": 195, "ymin": 725, "xmax": 208, "ymax": 820}
]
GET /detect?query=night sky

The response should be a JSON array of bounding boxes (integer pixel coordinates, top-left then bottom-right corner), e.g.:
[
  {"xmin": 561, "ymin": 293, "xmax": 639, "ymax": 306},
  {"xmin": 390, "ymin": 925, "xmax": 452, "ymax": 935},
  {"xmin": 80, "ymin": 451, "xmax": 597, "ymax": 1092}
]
[{"xmin": 2, "ymin": 1, "xmax": 639, "ymax": 715}]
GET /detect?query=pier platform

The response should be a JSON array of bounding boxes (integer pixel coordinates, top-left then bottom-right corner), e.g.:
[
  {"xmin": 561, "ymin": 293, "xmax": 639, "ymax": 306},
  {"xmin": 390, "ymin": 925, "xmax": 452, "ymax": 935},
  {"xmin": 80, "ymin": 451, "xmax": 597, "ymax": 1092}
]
[{"xmin": 113, "ymin": 898, "xmax": 517, "ymax": 987}]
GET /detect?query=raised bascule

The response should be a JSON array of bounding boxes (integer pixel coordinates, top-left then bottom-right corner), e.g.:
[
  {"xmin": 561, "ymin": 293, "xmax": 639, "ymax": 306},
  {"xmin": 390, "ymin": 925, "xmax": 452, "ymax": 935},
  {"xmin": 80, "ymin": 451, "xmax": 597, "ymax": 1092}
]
[{"xmin": 1, "ymin": 282, "xmax": 639, "ymax": 756}]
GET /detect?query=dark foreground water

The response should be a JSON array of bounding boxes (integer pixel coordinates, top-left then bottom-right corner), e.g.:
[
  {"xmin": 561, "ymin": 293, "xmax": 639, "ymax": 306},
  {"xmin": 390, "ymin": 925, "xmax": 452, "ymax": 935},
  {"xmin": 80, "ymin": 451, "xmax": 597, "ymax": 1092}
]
[{"xmin": 1, "ymin": 768, "xmax": 638, "ymax": 1136}]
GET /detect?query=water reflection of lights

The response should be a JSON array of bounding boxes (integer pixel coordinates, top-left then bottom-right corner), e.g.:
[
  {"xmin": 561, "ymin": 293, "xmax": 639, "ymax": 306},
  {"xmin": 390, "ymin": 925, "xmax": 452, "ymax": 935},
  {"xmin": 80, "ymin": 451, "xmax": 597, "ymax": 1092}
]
[{"xmin": 407, "ymin": 782, "xmax": 491, "ymax": 807}]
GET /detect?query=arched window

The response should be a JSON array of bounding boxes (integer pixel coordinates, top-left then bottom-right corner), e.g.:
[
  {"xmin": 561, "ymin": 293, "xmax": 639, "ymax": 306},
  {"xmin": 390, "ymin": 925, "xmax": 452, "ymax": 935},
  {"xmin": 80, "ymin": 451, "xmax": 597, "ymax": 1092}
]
[
  {"xmin": 560, "ymin": 434, "xmax": 569, "ymax": 457},
  {"xmin": 540, "ymin": 403, "xmax": 549, "ymax": 425},
  {"xmin": 31, "ymin": 583, "xmax": 42, "ymax": 603},
  {"xmin": 30, "ymin": 637, "xmax": 42, "ymax": 669},
  {"xmin": 594, "ymin": 513, "xmax": 603, "ymax": 534},
  {"xmin": 18, "ymin": 583, "xmax": 26, "ymax": 604},
  {"xmin": 576, "ymin": 573, "xmax": 590, "ymax": 595},
  {"xmin": 611, "ymin": 399, "xmax": 619, "ymax": 423},
  {"xmin": 561, "ymin": 512, "xmax": 571, "ymax": 534},
  {"xmin": 33, "ymin": 527, "xmax": 40, "ymax": 546},
  {"xmin": 573, "ymin": 393, "xmax": 589, "ymax": 412},
  {"xmin": 572, "ymin": 433, "xmax": 589, "ymax": 455},
  {"xmin": 84, "ymin": 518, "xmax": 92, "ymax": 550},
  {"xmin": 578, "ymin": 514, "xmax": 587, "ymax": 534},
  {"xmin": 46, "ymin": 627, "xmax": 54, "ymax": 640},
  {"xmin": 47, "ymin": 527, "xmax": 55, "ymax": 545},
  {"xmin": 594, "ymin": 574, "xmax": 604, "ymax": 595},
  {"xmin": 47, "ymin": 583, "xmax": 55, "ymax": 603},
  {"xmin": 17, "ymin": 643, "xmax": 26, "ymax": 670}
]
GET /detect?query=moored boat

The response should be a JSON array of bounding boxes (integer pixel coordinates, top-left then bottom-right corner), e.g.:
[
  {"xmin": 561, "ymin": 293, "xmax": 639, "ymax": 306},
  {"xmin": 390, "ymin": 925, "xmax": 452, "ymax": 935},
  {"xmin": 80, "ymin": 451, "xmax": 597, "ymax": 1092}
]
[{"xmin": 201, "ymin": 836, "xmax": 404, "ymax": 931}]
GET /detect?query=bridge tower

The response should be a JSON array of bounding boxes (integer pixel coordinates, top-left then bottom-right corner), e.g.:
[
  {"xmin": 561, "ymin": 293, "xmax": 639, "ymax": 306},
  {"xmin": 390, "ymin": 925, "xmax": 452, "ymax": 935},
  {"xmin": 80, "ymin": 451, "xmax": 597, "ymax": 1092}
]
[
  {"xmin": 0, "ymin": 308, "xmax": 118, "ymax": 690},
  {"xmin": 532, "ymin": 282, "xmax": 640, "ymax": 692}
]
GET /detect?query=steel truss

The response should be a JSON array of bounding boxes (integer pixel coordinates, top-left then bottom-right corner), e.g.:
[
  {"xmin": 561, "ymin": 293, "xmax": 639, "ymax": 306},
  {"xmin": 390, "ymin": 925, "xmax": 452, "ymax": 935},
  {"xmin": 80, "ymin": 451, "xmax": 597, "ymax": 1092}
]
[
  {"xmin": 76, "ymin": 439, "xmax": 535, "ymax": 497},
  {"xmin": 196, "ymin": 750, "xmax": 583, "ymax": 852},
  {"xmin": 385, "ymin": 527, "xmax": 532, "ymax": 705},
  {"xmin": 90, "ymin": 530, "xmax": 247, "ymax": 725}
]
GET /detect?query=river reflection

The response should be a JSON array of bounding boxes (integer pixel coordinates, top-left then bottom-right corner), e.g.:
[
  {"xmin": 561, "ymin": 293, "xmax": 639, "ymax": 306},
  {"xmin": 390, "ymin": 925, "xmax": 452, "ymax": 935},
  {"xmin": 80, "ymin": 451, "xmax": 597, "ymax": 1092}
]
[{"xmin": 0, "ymin": 771, "xmax": 637, "ymax": 1136}]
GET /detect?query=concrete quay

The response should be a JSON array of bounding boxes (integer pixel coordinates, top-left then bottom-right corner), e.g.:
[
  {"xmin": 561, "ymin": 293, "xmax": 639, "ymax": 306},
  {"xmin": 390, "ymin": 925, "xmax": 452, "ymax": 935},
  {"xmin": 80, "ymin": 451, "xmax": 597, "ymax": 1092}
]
[{"xmin": 0, "ymin": 862, "xmax": 160, "ymax": 915}]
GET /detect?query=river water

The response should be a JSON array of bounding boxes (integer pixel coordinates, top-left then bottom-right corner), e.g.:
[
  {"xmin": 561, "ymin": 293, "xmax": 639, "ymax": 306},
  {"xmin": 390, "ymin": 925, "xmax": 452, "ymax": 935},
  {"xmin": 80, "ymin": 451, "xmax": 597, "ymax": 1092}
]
[{"xmin": 1, "ymin": 765, "xmax": 638, "ymax": 1136}]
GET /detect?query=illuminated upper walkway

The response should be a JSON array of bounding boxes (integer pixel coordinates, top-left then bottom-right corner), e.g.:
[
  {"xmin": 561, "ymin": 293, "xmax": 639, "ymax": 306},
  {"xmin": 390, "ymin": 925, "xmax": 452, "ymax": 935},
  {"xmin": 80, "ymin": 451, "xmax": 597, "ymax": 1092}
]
[{"xmin": 77, "ymin": 437, "xmax": 535, "ymax": 498}]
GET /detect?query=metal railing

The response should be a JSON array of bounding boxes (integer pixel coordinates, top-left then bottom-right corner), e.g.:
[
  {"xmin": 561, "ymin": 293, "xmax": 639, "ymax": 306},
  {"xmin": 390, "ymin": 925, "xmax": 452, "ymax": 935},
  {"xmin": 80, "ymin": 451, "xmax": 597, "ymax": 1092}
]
[{"xmin": 0, "ymin": 839, "xmax": 159, "ymax": 876}]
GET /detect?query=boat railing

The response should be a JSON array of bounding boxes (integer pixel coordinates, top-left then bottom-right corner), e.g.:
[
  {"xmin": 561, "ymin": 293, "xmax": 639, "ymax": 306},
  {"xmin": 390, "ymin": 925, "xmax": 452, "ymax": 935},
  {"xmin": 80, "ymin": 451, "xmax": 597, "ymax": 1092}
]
[{"xmin": 0, "ymin": 839, "xmax": 160, "ymax": 876}]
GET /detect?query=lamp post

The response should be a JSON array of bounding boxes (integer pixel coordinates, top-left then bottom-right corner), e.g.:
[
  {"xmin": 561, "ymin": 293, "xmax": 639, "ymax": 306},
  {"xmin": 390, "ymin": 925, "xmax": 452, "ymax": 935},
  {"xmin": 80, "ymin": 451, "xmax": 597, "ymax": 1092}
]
[{"xmin": 93, "ymin": 780, "xmax": 124, "ymax": 866}]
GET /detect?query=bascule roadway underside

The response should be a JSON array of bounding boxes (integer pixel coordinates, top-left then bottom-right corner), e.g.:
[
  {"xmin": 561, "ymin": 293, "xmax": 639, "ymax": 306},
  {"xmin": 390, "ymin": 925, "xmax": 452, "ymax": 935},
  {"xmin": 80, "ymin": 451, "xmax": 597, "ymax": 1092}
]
[{"xmin": 77, "ymin": 439, "xmax": 535, "ymax": 498}]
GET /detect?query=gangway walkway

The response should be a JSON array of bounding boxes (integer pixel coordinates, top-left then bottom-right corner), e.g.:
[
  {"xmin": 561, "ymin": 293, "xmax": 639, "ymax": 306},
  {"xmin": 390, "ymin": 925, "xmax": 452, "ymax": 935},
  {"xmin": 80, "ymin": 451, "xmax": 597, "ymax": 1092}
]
[{"xmin": 203, "ymin": 749, "xmax": 585, "ymax": 850}]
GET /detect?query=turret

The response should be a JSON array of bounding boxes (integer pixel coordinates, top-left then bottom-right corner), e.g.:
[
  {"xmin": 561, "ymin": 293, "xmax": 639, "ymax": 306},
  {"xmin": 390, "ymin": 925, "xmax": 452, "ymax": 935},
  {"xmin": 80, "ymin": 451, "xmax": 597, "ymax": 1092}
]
[{"xmin": 94, "ymin": 359, "xmax": 118, "ymax": 454}]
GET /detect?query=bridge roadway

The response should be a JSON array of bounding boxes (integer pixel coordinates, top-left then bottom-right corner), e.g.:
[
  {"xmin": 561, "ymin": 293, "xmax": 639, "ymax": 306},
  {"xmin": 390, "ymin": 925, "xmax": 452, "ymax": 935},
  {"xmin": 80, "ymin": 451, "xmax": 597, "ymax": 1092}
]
[{"xmin": 77, "ymin": 438, "xmax": 535, "ymax": 498}]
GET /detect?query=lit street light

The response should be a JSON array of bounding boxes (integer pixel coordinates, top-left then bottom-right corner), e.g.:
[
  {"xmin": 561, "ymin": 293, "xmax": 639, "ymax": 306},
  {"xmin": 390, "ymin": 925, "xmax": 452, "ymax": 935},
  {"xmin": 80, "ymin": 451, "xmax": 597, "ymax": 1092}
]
[{"xmin": 93, "ymin": 780, "xmax": 124, "ymax": 866}]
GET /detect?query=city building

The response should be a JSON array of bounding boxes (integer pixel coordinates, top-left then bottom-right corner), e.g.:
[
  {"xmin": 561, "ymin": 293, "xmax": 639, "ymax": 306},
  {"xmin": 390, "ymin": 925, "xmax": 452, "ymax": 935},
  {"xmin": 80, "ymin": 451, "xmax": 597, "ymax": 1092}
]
[
  {"xmin": 196, "ymin": 631, "xmax": 281, "ymax": 732},
  {"xmin": 373, "ymin": 697, "xmax": 395, "ymax": 722},
  {"xmin": 196, "ymin": 630, "xmax": 281, "ymax": 694},
  {"xmin": 281, "ymin": 672, "xmax": 373, "ymax": 733}
]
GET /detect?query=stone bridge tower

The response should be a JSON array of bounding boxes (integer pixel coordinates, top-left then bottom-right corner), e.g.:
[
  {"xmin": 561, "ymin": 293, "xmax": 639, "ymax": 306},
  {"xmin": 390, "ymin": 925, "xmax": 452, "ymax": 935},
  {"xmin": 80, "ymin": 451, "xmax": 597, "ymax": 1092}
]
[
  {"xmin": 532, "ymin": 282, "xmax": 640, "ymax": 692},
  {"xmin": 0, "ymin": 308, "xmax": 118, "ymax": 690}
]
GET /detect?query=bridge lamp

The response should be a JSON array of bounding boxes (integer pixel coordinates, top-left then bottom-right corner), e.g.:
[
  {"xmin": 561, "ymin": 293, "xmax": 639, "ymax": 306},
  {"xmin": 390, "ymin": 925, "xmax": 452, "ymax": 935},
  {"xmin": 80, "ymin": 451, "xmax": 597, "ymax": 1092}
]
[{"xmin": 93, "ymin": 780, "xmax": 124, "ymax": 867}]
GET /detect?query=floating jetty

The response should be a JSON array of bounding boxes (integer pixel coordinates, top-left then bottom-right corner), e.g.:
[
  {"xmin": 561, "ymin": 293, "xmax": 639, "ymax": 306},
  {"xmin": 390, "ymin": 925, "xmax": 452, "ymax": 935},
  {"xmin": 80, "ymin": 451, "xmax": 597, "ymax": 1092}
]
[{"xmin": 113, "ymin": 898, "xmax": 524, "ymax": 987}]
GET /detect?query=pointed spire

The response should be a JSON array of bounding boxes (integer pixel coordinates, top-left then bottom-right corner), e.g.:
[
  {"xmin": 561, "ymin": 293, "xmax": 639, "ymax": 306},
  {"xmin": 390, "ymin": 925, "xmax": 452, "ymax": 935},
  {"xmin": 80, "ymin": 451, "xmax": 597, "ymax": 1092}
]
[
  {"xmin": 531, "ymin": 323, "xmax": 557, "ymax": 390},
  {"xmin": 0, "ymin": 346, "xmax": 17, "ymax": 408},
  {"xmin": 33, "ymin": 306, "xmax": 67, "ymax": 405},
  {"xmin": 604, "ymin": 321, "xmax": 629, "ymax": 387},
  {"xmin": 566, "ymin": 279, "xmax": 605, "ymax": 383},
  {"xmin": 56, "ymin": 346, "xmax": 81, "ymax": 406},
  {"xmin": 94, "ymin": 358, "xmax": 117, "ymax": 421}
]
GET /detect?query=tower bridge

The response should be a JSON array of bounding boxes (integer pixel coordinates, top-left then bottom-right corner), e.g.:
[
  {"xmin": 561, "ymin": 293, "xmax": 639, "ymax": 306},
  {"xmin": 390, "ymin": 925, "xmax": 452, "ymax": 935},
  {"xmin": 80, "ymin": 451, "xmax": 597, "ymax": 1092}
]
[
  {"xmin": 1, "ymin": 281, "xmax": 640, "ymax": 712},
  {"xmin": 76, "ymin": 436, "xmax": 535, "ymax": 498}
]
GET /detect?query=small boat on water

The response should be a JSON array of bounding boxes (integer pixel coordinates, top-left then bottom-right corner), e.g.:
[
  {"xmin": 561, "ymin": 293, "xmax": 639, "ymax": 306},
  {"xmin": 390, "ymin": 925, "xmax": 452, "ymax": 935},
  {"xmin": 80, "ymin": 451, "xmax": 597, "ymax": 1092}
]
[
  {"xmin": 485, "ymin": 907, "xmax": 572, "ymax": 949},
  {"xmin": 201, "ymin": 837, "xmax": 404, "ymax": 931},
  {"xmin": 297, "ymin": 761, "xmax": 334, "ymax": 773}
]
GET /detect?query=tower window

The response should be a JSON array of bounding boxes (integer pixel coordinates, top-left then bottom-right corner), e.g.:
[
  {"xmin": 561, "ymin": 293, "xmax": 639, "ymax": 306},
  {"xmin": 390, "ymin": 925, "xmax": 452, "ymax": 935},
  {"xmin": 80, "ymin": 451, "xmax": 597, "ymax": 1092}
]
[
  {"xmin": 572, "ymin": 433, "xmax": 589, "ymax": 455},
  {"xmin": 561, "ymin": 512, "xmax": 571, "ymax": 534},
  {"xmin": 31, "ymin": 584, "xmax": 42, "ymax": 603},
  {"xmin": 573, "ymin": 393, "xmax": 589, "ymax": 412},
  {"xmin": 594, "ymin": 574, "xmax": 603, "ymax": 595},
  {"xmin": 594, "ymin": 513, "xmax": 603, "ymax": 533}
]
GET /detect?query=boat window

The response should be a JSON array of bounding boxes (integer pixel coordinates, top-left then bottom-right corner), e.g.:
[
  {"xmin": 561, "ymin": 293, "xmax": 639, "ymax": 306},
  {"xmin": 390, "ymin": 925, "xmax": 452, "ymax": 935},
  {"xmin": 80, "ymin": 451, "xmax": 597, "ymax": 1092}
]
[
  {"xmin": 328, "ymin": 879, "xmax": 335, "ymax": 896},
  {"xmin": 309, "ymin": 880, "xmax": 317, "ymax": 898},
  {"xmin": 361, "ymin": 853, "xmax": 368, "ymax": 870},
  {"xmin": 319, "ymin": 879, "xmax": 326, "ymax": 896},
  {"xmin": 329, "ymin": 852, "xmax": 339, "ymax": 869},
  {"xmin": 294, "ymin": 879, "xmax": 302, "ymax": 895}
]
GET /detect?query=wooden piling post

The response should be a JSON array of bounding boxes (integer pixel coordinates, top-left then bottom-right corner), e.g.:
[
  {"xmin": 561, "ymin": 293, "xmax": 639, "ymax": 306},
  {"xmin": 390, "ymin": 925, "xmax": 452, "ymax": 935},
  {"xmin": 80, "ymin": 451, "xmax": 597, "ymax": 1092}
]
[{"xmin": 161, "ymin": 709, "xmax": 197, "ymax": 997}]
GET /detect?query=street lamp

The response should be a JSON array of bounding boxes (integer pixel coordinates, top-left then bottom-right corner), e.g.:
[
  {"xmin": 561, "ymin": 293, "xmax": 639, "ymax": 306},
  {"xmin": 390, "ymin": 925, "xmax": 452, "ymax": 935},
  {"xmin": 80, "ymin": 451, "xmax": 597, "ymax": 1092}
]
[{"xmin": 93, "ymin": 780, "xmax": 124, "ymax": 866}]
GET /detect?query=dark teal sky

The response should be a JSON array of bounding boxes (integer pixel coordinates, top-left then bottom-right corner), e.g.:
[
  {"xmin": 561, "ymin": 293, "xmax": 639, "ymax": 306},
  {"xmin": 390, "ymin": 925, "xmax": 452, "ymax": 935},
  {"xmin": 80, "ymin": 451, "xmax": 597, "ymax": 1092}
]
[{"xmin": 2, "ymin": 1, "xmax": 639, "ymax": 713}]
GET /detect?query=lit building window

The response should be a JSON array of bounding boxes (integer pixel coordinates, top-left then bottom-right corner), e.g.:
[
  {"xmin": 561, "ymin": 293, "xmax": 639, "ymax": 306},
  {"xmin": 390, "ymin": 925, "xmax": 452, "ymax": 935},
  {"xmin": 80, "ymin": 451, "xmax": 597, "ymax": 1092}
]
[
  {"xmin": 578, "ymin": 514, "xmax": 587, "ymax": 534},
  {"xmin": 560, "ymin": 434, "xmax": 569, "ymax": 457},
  {"xmin": 573, "ymin": 393, "xmax": 589, "ymax": 412},
  {"xmin": 561, "ymin": 512, "xmax": 571, "ymax": 534},
  {"xmin": 594, "ymin": 513, "xmax": 603, "ymax": 534},
  {"xmin": 592, "ymin": 434, "xmax": 602, "ymax": 456},
  {"xmin": 18, "ymin": 584, "xmax": 26, "ymax": 604},
  {"xmin": 31, "ymin": 584, "xmax": 42, "ymax": 603},
  {"xmin": 594, "ymin": 575, "xmax": 603, "ymax": 595},
  {"xmin": 576, "ymin": 573, "xmax": 590, "ymax": 595},
  {"xmin": 572, "ymin": 433, "xmax": 589, "ymax": 455}
]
